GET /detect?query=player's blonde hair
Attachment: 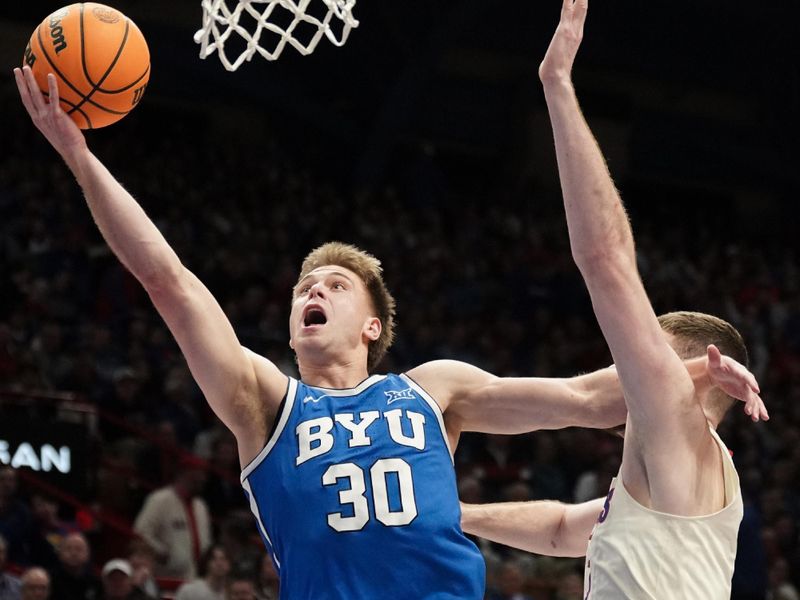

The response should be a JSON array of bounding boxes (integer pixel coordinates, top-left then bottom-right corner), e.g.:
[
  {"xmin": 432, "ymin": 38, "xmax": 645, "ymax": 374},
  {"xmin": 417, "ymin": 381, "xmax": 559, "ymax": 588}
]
[
  {"xmin": 658, "ymin": 311, "xmax": 748, "ymax": 422},
  {"xmin": 298, "ymin": 242, "xmax": 396, "ymax": 372}
]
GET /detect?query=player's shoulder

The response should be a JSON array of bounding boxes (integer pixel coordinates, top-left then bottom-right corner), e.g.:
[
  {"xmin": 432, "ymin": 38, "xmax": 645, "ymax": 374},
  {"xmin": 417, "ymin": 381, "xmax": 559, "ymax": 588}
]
[
  {"xmin": 406, "ymin": 360, "xmax": 493, "ymax": 412},
  {"xmin": 407, "ymin": 359, "xmax": 484, "ymax": 380}
]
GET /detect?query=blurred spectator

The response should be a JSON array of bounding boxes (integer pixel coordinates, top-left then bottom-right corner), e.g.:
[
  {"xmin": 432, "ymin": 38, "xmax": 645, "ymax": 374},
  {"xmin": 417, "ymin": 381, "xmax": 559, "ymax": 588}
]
[
  {"xmin": 99, "ymin": 559, "xmax": 146, "ymax": 600},
  {"xmin": 0, "ymin": 468, "xmax": 32, "ymax": 565},
  {"xmin": 253, "ymin": 554, "xmax": 278, "ymax": 600},
  {"xmin": 0, "ymin": 534, "xmax": 21, "ymax": 600},
  {"xmin": 203, "ymin": 432, "xmax": 248, "ymax": 518},
  {"xmin": 175, "ymin": 545, "xmax": 231, "ymax": 600},
  {"xmin": 470, "ymin": 435, "xmax": 531, "ymax": 496},
  {"xmin": 555, "ymin": 570, "xmax": 584, "ymax": 600},
  {"xmin": 18, "ymin": 568, "xmax": 49, "ymax": 600},
  {"xmin": 135, "ymin": 420, "xmax": 180, "ymax": 487},
  {"xmin": 133, "ymin": 457, "xmax": 211, "ymax": 579},
  {"xmin": 227, "ymin": 573, "xmax": 257, "ymax": 600},
  {"xmin": 48, "ymin": 532, "xmax": 101, "ymax": 600},
  {"xmin": 487, "ymin": 562, "xmax": 535, "ymax": 600},
  {"xmin": 572, "ymin": 453, "xmax": 620, "ymax": 503},
  {"xmin": 767, "ymin": 558, "xmax": 800, "ymax": 600},
  {"xmin": 127, "ymin": 540, "xmax": 160, "ymax": 600},
  {"xmin": 157, "ymin": 365, "xmax": 203, "ymax": 446},
  {"xmin": 28, "ymin": 493, "xmax": 77, "ymax": 571},
  {"xmin": 218, "ymin": 513, "xmax": 261, "ymax": 577}
]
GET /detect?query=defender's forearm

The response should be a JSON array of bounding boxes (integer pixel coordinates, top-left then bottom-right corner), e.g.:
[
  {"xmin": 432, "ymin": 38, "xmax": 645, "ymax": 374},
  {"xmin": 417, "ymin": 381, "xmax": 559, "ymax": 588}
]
[{"xmin": 542, "ymin": 79, "xmax": 635, "ymax": 271}]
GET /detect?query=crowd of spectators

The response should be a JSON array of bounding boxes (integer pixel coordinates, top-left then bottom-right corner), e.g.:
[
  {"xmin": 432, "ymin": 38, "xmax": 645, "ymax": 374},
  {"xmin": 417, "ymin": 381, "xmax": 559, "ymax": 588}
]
[{"xmin": 0, "ymin": 86, "xmax": 797, "ymax": 600}]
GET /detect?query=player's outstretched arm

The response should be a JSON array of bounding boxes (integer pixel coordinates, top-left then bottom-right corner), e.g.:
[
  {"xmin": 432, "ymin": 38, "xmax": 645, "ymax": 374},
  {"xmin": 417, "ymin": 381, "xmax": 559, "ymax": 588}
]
[
  {"xmin": 409, "ymin": 352, "xmax": 762, "ymax": 436},
  {"xmin": 461, "ymin": 498, "xmax": 603, "ymax": 558},
  {"xmin": 15, "ymin": 68, "xmax": 287, "ymax": 462}
]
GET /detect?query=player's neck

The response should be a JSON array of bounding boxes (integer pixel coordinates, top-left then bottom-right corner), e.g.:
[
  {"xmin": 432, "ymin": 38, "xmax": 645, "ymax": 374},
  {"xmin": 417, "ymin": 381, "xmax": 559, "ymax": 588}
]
[{"xmin": 298, "ymin": 360, "xmax": 371, "ymax": 390}]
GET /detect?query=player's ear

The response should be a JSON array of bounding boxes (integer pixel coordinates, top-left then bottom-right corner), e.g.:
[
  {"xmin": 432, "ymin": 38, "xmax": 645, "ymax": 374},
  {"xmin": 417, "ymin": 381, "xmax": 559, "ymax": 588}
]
[{"xmin": 363, "ymin": 317, "xmax": 381, "ymax": 342}]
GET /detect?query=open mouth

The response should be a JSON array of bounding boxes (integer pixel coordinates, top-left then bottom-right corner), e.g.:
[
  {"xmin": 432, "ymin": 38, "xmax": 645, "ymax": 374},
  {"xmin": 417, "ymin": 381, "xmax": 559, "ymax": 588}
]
[{"xmin": 303, "ymin": 308, "xmax": 328, "ymax": 327}]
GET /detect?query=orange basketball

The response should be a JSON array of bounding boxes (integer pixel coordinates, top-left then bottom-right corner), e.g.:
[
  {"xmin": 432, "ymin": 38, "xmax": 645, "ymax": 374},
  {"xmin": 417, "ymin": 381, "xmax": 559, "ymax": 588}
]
[{"xmin": 22, "ymin": 3, "xmax": 150, "ymax": 129}]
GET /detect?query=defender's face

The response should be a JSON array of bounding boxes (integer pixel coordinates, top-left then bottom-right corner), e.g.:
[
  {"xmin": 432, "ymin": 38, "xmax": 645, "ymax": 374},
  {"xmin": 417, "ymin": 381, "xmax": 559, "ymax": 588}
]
[{"xmin": 289, "ymin": 266, "xmax": 380, "ymax": 360}]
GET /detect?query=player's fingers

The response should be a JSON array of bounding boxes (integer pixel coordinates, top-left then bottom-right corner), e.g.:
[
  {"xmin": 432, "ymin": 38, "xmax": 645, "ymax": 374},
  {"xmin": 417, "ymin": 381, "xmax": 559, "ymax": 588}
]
[
  {"xmin": 706, "ymin": 344, "xmax": 722, "ymax": 368},
  {"xmin": 749, "ymin": 372, "xmax": 760, "ymax": 394},
  {"xmin": 22, "ymin": 66, "xmax": 46, "ymax": 113},
  {"xmin": 746, "ymin": 393, "xmax": 767, "ymax": 422},
  {"xmin": 755, "ymin": 396, "xmax": 769, "ymax": 421},
  {"xmin": 576, "ymin": 0, "xmax": 588, "ymax": 21},
  {"xmin": 48, "ymin": 73, "xmax": 60, "ymax": 114},
  {"xmin": 13, "ymin": 68, "xmax": 37, "ymax": 116},
  {"xmin": 561, "ymin": 0, "xmax": 573, "ymax": 19}
]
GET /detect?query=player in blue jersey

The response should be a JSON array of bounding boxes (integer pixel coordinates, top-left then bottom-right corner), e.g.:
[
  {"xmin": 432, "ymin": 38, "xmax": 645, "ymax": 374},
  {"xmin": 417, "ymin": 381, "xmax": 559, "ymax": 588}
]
[{"xmin": 15, "ymin": 66, "xmax": 761, "ymax": 599}]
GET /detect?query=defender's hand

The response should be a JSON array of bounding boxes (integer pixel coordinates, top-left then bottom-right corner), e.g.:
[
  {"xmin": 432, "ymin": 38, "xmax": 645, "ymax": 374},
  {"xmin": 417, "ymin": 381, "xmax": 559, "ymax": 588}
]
[
  {"xmin": 706, "ymin": 344, "xmax": 768, "ymax": 422},
  {"xmin": 15, "ymin": 67, "xmax": 87, "ymax": 158},
  {"xmin": 539, "ymin": 0, "xmax": 588, "ymax": 85}
]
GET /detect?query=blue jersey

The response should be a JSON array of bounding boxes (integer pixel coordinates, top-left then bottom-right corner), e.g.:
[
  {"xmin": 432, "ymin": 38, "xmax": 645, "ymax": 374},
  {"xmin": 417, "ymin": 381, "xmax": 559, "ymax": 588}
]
[{"xmin": 241, "ymin": 373, "xmax": 485, "ymax": 599}]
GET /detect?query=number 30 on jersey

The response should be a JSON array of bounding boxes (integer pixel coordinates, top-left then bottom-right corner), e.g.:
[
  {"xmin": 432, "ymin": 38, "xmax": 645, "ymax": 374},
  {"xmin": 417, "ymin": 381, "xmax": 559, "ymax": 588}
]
[{"xmin": 323, "ymin": 458, "xmax": 417, "ymax": 532}]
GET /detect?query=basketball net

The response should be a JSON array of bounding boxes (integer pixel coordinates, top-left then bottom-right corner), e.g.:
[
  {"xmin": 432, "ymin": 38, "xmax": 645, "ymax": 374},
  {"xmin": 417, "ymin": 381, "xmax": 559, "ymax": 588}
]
[{"xmin": 194, "ymin": 0, "xmax": 359, "ymax": 71}]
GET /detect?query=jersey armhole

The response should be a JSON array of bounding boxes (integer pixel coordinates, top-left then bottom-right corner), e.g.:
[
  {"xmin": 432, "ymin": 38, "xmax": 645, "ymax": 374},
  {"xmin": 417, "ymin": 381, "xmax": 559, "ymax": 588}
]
[
  {"xmin": 399, "ymin": 372, "xmax": 454, "ymax": 461},
  {"xmin": 240, "ymin": 377, "xmax": 297, "ymax": 482}
]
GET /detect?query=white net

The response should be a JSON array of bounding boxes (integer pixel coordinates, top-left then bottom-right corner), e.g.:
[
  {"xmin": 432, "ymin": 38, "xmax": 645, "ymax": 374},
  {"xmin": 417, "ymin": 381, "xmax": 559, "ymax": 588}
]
[{"xmin": 194, "ymin": 0, "xmax": 359, "ymax": 71}]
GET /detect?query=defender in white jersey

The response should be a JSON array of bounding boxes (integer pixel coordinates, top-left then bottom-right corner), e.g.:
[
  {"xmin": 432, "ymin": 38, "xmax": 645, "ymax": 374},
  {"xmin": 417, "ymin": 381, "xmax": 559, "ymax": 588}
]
[{"xmin": 461, "ymin": 1, "xmax": 768, "ymax": 598}]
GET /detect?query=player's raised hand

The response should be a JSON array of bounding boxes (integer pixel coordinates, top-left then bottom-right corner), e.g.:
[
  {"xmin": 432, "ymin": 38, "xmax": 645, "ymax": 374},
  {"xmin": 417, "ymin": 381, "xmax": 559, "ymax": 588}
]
[
  {"xmin": 539, "ymin": 0, "xmax": 588, "ymax": 85},
  {"xmin": 706, "ymin": 344, "xmax": 769, "ymax": 422},
  {"xmin": 14, "ymin": 67, "xmax": 86, "ymax": 158}
]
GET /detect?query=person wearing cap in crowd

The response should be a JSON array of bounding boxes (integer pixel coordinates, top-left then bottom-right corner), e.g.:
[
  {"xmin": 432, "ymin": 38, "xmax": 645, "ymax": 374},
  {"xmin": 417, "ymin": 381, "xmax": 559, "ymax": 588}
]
[
  {"xmin": 0, "ymin": 534, "xmax": 21, "ymax": 600},
  {"xmin": 133, "ymin": 455, "xmax": 211, "ymax": 579},
  {"xmin": 100, "ymin": 559, "xmax": 146, "ymax": 600},
  {"xmin": 175, "ymin": 545, "xmax": 230, "ymax": 600},
  {"xmin": 48, "ymin": 532, "xmax": 101, "ymax": 600},
  {"xmin": 19, "ymin": 568, "xmax": 49, "ymax": 600}
]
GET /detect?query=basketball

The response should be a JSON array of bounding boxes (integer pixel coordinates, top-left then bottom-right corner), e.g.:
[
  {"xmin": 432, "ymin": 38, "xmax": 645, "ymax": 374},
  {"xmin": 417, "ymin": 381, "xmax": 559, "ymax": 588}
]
[{"xmin": 22, "ymin": 3, "xmax": 150, "ymax": 129}]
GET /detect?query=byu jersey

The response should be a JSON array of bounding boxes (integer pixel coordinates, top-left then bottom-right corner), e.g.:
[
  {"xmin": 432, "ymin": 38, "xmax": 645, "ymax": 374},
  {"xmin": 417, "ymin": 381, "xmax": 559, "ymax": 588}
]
[{"xmin": 241, "ymin": 374, "xmax": 485, "ymax": 599}]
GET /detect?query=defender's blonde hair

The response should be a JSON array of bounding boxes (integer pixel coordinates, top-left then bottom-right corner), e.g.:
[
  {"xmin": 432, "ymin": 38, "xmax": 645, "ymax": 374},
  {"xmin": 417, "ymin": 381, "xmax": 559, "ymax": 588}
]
[{"xmin": 299, "ymin": 242, "xmax": 396, "ymax": 372}]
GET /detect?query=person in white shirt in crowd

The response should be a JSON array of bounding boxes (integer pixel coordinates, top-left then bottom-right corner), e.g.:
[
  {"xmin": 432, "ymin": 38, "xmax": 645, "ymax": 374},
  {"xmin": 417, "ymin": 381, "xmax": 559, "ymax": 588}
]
[{"xmin": 133, "ymin": 456, "xmax": 211, "ymax": 579}]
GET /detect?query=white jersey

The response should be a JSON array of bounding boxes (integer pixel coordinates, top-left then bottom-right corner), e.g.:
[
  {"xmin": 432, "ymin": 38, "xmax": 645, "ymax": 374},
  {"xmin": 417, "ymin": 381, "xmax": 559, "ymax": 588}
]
[{"xmin": 583, "ymin": 428, "xmax": 743, "ymax": 599}]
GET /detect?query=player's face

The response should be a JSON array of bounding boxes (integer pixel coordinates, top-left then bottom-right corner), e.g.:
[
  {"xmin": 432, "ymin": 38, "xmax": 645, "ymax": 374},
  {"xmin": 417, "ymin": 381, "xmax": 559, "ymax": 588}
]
[{"xmin": 289, "ymin": 266, "xmax": 380, "ymax": 362}]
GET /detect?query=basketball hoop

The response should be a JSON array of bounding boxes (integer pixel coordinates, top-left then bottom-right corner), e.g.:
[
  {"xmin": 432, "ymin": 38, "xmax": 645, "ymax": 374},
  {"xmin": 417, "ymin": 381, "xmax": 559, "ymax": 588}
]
[{"xmin": 194, "ymin": 0, "xmax": 359, "ymax": 71}]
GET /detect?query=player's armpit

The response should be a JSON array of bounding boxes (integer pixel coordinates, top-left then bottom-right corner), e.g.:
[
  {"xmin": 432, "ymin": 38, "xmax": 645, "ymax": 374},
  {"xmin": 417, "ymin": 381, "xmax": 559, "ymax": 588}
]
[{"xmin": 147, "ymin": 268, "xmax": 288, "ymax": 463}]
